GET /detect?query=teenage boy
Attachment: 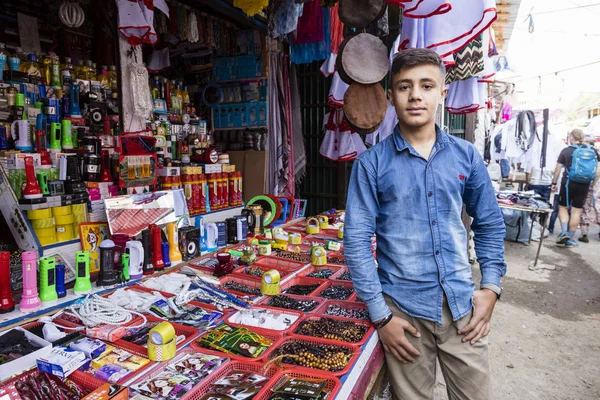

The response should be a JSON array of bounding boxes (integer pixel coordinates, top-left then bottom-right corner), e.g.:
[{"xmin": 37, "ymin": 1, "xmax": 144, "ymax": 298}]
[
  {"xmin": 345, "ymin": 48, "xmax": 506, "ymax": 399},
  {"xmin": 552, "ymin": 129, "xmax": 600, "ymax": 247}
]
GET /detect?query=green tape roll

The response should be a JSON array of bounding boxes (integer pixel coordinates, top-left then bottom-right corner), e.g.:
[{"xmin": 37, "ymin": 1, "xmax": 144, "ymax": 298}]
[{"xmin": 247, "ymin": 195, "xmax": 281, "ymax": 226}]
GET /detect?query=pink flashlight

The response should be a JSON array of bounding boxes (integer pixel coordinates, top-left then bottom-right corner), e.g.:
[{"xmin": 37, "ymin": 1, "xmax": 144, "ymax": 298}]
[{"xmin": 20, "ymin": 251, "xmax": 41, "ymax": 313}]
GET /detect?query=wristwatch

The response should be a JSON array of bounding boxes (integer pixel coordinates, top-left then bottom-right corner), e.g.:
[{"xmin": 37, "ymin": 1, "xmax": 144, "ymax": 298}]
[{"xmin": 481, "ymin": 284, "xmax": 502, "ymax": 300}]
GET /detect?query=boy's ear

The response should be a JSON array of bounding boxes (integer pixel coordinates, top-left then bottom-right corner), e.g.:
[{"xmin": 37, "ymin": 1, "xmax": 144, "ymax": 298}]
[
  {"xmin": 387, "ymin": 88, "xmax": 393, "ymax": 102},
  {"xmin": 440, "ymin": 87, "xmax": 448, "ymax": 104}
]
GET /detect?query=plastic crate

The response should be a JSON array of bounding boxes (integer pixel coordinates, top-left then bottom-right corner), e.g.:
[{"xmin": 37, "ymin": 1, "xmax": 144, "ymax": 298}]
[
  {"xmin": 116, "ymin": 315, "xmax": 200, "ymax": 354},
  {"xmin": 268, "ymin": 337, "xmax": 360, "ymax": 377},
  {"xmin": 70, "ymin": 341, "xmax": 155, "ymax": 386},
  {"xmin": 225, "ymin": 305, "xmax": 304, "ymax": 334},
  {"xmin": 0, "ymin": 364, "xmax": 104, "ymax": 395},
  {"xmin": 314, "ymin": 300, "xmax": 371, "ymax": 322},
  {"xmin": 256, "ymin": 369, "xmax": 342, "ymax": 400},
  {"xmin": 189, "ymin": 327, "xmax": 283, "ymax": 363},
  {"xmin": 330, "ymin": 267, "xmax": 352, "ymax": 282},
  {"xmin": 231, "ymin": 264, "xmax": 292, "ymax": 281},
  {"xmin": 257, "ymin": 294, "xmax": 325, "ymax": 313},
  {"xmin": 326, "ymin": 253, "xmax": 347, "ymax": 266},
  {"xmin": 297, "ymin": 265, "xmax": 344, "ymax": 281},
  {"xmin": 315, "ymin": 280, "xmax": 357, "ymax": 301},
  {"xmin": 291, "ymin": 314, "xmax": 374, "ymax": 347},
  {"xmin": 184, "ymin": 360, "xmax": 281, "ymax": 400},
  {"xmin": 130, "ymin": 284, "xmax": 222, "ymax": 312},
  {"xmin": 127, "ymin": 348, "xmax": 231, "ymax": 399},
  {"xmin": 219, "ymin": 275, "xmax": 264, "ymax": 298},
  {"xmin": 268, "ymin": 250, "xmax": 311, "ymax": 264},
  {"xmin": 253, "ymin": 256, "xmax": 308, "ymax": 271},
  {"xmin": 280, "ymin": 276, "xmax": 325, "ymax": 296},
  {"xmin": 21, "ymin": 321, "xmax": 83, "ymax": 346}
]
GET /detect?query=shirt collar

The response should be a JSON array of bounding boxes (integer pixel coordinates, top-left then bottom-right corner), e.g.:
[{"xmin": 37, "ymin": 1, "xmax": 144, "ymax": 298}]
[{"xmin": 392, "ymin": 124, "xmax": 455, "ymax": 153}]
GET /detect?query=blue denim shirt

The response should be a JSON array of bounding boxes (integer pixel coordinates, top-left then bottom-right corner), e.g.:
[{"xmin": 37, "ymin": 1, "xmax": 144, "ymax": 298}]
[{"xmin": 344, "ymin": 125, "xmax": 506, "ymax": 324}]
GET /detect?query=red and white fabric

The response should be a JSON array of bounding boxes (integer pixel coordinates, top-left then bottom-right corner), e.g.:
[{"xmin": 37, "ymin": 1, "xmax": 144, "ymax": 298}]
[
  {"xmin": 445, "ymin": 78, "xmax": 487, "ymax": 114},
  {"xmin": 320, "ymin": 112, "xmax": 340, "ymax": 161},
  {"xmin": 117, "ymin": 0, "xmax": 170, "ymax": 46},
  {"xmin": 328, "ymin": 72, "xmax": 349, "ymax": 109},
  {"xmin": 320, "ymin": 53, "xmax": 337, "ymax": 78}
]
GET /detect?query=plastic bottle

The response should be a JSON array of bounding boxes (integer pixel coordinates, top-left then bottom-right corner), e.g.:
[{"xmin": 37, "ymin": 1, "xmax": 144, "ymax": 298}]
[
  {"xmin": 97, "ymin": 65, "xmax": 109, "ymax": 88},
  {"xmin": 182, "ymin": 85, "xmax": 190, "ymax": 109},
  {"xmin": 182, "ymin": 168, "xmax": 193, "ymax": 213},
  {"xmin": 61, "ymin": 57, "xmax": 74, "ymax": 86},
  {"xmin": 108, "ymin": 65, "xmax": 118, "ymax": 90},
  {"xmin": 151, "ymin": 77, "xmax": 160, "ymax": 99},
  {"xmin": 15, "ymin": 47, "xmax": 27, "ymax": 63},
  {"xmin": 229, "ymin": 171, "xmax": 237, "ymax": 207},
  {"xmin": 20, "ymin": 54, "xmax": 41, "ymax": 77},
  {"xmin": 191, "ymin": 167, "xmax": 201, "ymax": 215},
  {"xmin": 198, "ymin": 172, "xmax": 207, "ymax": 214},
  {"xmin": 74, "ymin": 59, "xmax": 85, "ymax": 80},
  {"xmin": 237, "ymin": 171, "xmax": 243, "ymax": 206},
  {"xmin": 49, "ymin": 53, "xmax": 61, "ymax": 87},
  {"xmin": 222, "ymin": 172, "xmax": 229, "ymax": 209},
  {"xmin": 164, "ymin": 78, "xmax": 171, "ymax": 109},
  {"xmin": 170, "ymin": 80, "xmax": 179, "ymax": 111},
  {"xmin": 175, "ymin": 81, "xmax": 184, "ymax": 111},
  {"xmin": 208, "ymin": 173, "xmax": 218, "ymax": 211},
  {"xmin": 0, "ymin": 43, "xmax": 9, "ymax": 78}
]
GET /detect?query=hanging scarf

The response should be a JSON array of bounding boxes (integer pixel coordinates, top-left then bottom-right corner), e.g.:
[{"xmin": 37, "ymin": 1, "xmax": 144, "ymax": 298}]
[
  {"xmin": 290, "ymin": 6, "xmax": 330, "ymax": 64},
  {"xmin": 294, "ymin": 0, "xmax": 323, "ymax": 44},
  {"xmin": 234, "ymin": 0, "xmax": 270, "ymax": 16},
  {"xmin": 270, "ymin": 0, "xmax": 303, "ymax": 38}
]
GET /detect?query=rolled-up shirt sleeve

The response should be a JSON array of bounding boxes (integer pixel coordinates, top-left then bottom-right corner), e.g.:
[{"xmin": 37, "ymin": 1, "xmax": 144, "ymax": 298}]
[
  {"xmin": 344, "ymin": 158, "xmax": 392, "ymax": 322},
  {"xmin": 463, "ymin": 149, "xmax": 507, "ymax": 287}
]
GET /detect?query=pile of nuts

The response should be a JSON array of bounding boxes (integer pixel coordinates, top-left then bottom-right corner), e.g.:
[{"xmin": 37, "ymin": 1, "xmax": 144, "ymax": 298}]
[
  {"xmin": 318, "ymin": 285, "xmax": 354, "ymax": 300},
  {"xmin": 325, "ymin": 305, "xmax": 370, "ymax": 321},
  {"xmin": 268, "ymin": 295, "xmax": 320, "ymax": 312},
  {"xmin": 222, "ymin": 281, "xmax": 262, "ymax": 295},
  {"xmin": 274, "ymin": 341, "xmax": 353, "ymax": 372},
  {"xmin": 284, "ymin": 284, "xmax": 320, "ymax": 296},
  {"xmin": 295, "ymin": 317, "xmax": 369, "ymax": 343},
  {"xmin": 306, "ymin": 268, "xmax": 334, "ymax": 279}
]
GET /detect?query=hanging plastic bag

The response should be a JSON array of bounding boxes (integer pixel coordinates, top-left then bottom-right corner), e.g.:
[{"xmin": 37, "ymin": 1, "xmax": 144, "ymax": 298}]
[{"xmin": 130, "ymin": 63, "xmax": 154, "ymax": 119}]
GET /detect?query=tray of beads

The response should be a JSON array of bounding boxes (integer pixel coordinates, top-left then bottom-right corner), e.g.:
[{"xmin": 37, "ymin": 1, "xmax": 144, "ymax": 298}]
[
  {"xmin": 267, "ymin": 337, "xmax": 360, "ymax": 377},
  {"xmin": 190, "ymin": 324, "xmax": 283, "ymax": 363},
  {"xmin": 297, "ymin": 265, "xmax": 345, "ymax": 281},
  {"xmin": 314, "ymin": 300, "xmax": 371, "ymax": 322},
  {"xmin": 257, "ymin": 294, "xmax": 325, "ymax": 313},
  {"xmin": 314, "ymin": 280, "xmax": 357, "ymax": 301},
  {"xmin": 231, "ymin": 263, "xmax": 293, "ymax": 281},
  {"xmin": 268, "ymin": 249, "xmax": 311, "ymax": 263},
  {"xmin": 291, "ymin": 315, "xmax": 374, "ymax": 347},
  {"xmin": 219, "ymin": 276, "xmax": 264, "ymax": 299},
  {"xmin": 279, "ymin": 277, "xmax": 324, "ymax": 297},
  {"xmin": 330, "ymin": 267, "xmax": 352, "ymax": 282}
]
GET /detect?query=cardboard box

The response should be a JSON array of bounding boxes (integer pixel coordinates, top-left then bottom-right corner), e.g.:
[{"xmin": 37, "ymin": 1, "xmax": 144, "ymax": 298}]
[
  {"xmin": 6, "ymin": 152, "xmax": 41, "ymax": 169},
  {"xmin": 82, "ymin": 384, "xmax": 128, "ymax": 400},
  {"xmin": 0, "ymin": 327, "xmax": 52, "ymax": 381},
  {"xmin": 227, "ymin": 151, "xmax": 267, "ymax": 203},
  {"xmin": 222, "ymin": 164, "xmax": 236, "ymax": 173}
]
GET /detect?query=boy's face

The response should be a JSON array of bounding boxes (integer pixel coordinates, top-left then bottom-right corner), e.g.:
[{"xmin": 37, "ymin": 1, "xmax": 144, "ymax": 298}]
[{"xmin": 388, "ymin": 64, "xmax": 447, "ymax": 130}]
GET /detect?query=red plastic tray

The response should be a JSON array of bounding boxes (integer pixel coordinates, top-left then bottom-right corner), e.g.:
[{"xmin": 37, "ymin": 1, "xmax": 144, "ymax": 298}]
[
  {"xmin": 218, "ymin": 275, "xmax": 264, "ymax": 298},
  {"xmin": 257, "ymin": 293, "xmax": 325, "ymax": 313},
  {"xmin": 253, "ymin": 256, "xmax": 308, "ymax": 271},
  {"xmin": 314, "ymin": 280, "xmax": 357, "ymax": 301},
  {"xmin": 280, "ymin": 276, "xmax": 325, "ymax": 296},
  {"xmin": 297, "ymin": 265, "xmax": 344, "ymax": 280},
  {"xmin": 189, "ymin": 327, "xmax": 283, "ymax": 363},
  {"xmin": 291, "ymin": 314, "xmax": 374, "ymax": 347},
  {"xmin": 70, "ymin": 341, "xmax": 155, "ymax": 386},
  {"xmin": 184, "ymin": 360, "xmax": 281, "ymax": 400},
  {"xmin": 225, "ymin": 305, "xmax": 304, "ymax": 334},
  {"xmin": 231, "ymin": 264, "xmax": 292, "ymax": 281},
  {"xmin": 115, "ymin": 315, "xmax": 200, "ymax": 354},
  {"xmin": 326, "ymin": 253, "xmax": 347, "ymax": 266},
  {"xmin": 256, "ymin": 369, "xmax": 342, "ymax": 400},
  {"xmin": 329, "ymin": 267, "xmax": 351, "ymax": 281},
  {"xmin": 268, "ymin": 250, "xmax": 311, "ymax": 263},
  {"xmin": 314, "ymin": 300, "xmax": 371, "ymax": 322},
  {"xmin": 0, "ymin": 365, "xmax": 104, "ymax": 395},
  {"xmin": 127, "ymin": 348, "xmax": 231, "ymax": 399},
  {"xmin": 268, "ymin": 337, "xmax": 360, "ymax": 377}
]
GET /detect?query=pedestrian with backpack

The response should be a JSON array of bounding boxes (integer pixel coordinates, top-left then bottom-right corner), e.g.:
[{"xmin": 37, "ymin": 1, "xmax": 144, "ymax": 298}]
[{"xmin": 551, "ymin": 129, "xmax": 600, "ymax": 247}]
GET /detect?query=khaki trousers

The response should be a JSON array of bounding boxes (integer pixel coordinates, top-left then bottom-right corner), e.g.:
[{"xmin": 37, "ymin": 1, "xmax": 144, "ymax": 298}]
[{"xmin": 384, "ymin": 295, "xmax": 491, "ymax": 400}]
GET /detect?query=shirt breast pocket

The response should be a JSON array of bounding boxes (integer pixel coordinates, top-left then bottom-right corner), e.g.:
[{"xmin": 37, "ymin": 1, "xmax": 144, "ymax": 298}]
[{"xmin": 434, "ymin": 166, "xmax": 468, "ymax": 212}]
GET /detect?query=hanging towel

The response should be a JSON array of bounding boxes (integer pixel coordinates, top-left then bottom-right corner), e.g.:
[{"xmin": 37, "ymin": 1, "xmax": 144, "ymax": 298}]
[
  {"xmin": 291, "ymin": 6, "xmax": 331, "ymax": 64},
  {"xmin": 294, "ymin": 0, "xmax": 323, "ymax": 44}
]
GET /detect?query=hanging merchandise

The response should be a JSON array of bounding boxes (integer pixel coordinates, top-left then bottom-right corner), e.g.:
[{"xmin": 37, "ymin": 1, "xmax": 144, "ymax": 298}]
[
  {"xmin": 335, "ymin": 35, "xmax": 355, "ymax": 85},
  {"xmin": 130, "ymin": 63, "xmax": 154, "ymax": 119},
  {"xmin": 445, "ymin": 78, "xmax": 487, "ymax": 114},
  {"xmin": 343, "ymin": 83, "xmax": 387, "ymax": 134},
  {"xmin": 189, "ymin": 11, "xmax": 199, "ymax": 43},
  {"xmin": 338, "ymin": 0, "xmax": 386, "ymax": 29},
  {"xmin": 234, "ymin": 0, "xmax": 270, "ymax": 16},
  {"xmin": 290, "ymin": 3, "xmax": 331, "ymax": 64},
  {"xmin": 58, "ymin": 1, "xmax": 85, "ymax": 28},
  {"xmin": 445, "ymin": 35, "xmax": 485, "ymax": 84},
  {"xmin": 295, "ymin": 0, "xmax": 324, "ymax": 44},
  {"xmin": 117, "ymin": 0, "xmax": 170, "ymax": 45},
  {"xmin": 270, "ymin": 0, "xmax": 304, "ymax": 38},
  {"xmin": 340, "ymin": 33, "xmax": 389, "ymax": 85}
]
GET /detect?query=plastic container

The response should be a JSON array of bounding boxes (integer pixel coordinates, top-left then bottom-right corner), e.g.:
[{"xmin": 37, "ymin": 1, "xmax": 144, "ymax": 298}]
[
  {"xmin": 0, "ymin": 366, "xmax": 104, "ymax": 395},
  {"xmin": 314, "ymin": 300, "xmax": 371, "ymax": 322},
  {"xmin": 232, "ymin": 264, "xmax": 292, "ymax": 281},
  {"xmin": 291, "ymin": 314, "xmax": 374, "ymax": 347},
  {"xmin": 329, "ymin": 267, "xmax": 351, "ymax": 281},
  {"xmin": 257, "ymin": 293, "xmax": 325, "ymax": 313},
  {"xmin": 267, "ymin": 337, "xmax": 360, "ymax": 377},
  {"xmin": 189, "ymin": 328, "xmax": 282, "ymax": 363},
  {"xmin": 218, "ymin": 275, "xmax": 263, "ymax": 298},
  {"xmin": 279, "ymin": 276, "xmax": 324, "ymax": 296},
  {"xmin": 256, "ymin": 369, "xmax": 342, "ymax": 400},
  {"xmin": 184, "ymin": 360, "xmax": 280, "ymax": 400},
  {"xmin": 225, "ymin": 305, "xmax": 304, "ymax": 334},
  {"xmin": 314, "ymin": 280, "xmax": 357, "ymax": 301},
  {"xmin": 268, "ymin": 250, "xmax": 311, "ymax": 264},
  {"xmin": 115, "ymin": 315, "xmax": 200, "ymax": 355},
  {"xmin": 326, "ymin": 253, "xmax": 347, "ymax": 266},
  {"xmin": 297, "ymin": 265, "xmax": 344, "ymax": 281},
  {"xmin": 252, "ymin": 256, "xmax": 307, "ymax": 272},
  {"xmin": 126, "ymin": 348, "xmax": 230, "ymax": 399}
]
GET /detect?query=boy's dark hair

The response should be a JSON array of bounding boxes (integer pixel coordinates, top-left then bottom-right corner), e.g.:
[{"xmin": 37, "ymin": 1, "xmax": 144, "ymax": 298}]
[{"xmin": 390, "ymin": 48, "xmax": 446, "ymax": 85}]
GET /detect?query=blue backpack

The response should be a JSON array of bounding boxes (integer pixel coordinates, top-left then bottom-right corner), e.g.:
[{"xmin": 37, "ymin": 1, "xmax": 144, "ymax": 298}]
[{"xmin": 568, "ymin": 144, "xmax": 598, "ymax": 183}]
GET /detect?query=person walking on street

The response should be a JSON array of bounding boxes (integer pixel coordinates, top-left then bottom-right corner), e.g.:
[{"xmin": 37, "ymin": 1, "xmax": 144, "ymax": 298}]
[
  {"xmin": 551, "ymin": 129, "xmax": 600, "ymax": 247},
  {"xmin": 344, "ymin": 48, "xmax": 506, "ymax": 400}
]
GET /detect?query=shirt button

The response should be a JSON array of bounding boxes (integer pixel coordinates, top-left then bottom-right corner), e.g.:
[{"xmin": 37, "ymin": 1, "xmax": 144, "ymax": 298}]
[
  {"xmin": 432, "ymin": 220, "xmax": 437, "ymax": 225},
  {"xmin": 435, "ymin": 250, "xmax": 440, "ymax": 255},
  {"xmin": 441, "ymin": 280, "xmax": 445, "ymax": 285},
  {"xmin": 428, "ymin": 192, "xmax": 433, "ymax": 197}
]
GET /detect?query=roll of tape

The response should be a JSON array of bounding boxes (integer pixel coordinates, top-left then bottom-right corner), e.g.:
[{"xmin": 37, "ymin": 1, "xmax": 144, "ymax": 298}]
[
  {"xmin": 247, "ymin": 195, "xmax": 281, "ymax": 226},
  {"xmin": 261, "ymin": 269, "xmax": 281, "ymax": 296},
  {"xmin": 27, "ymin": 208, "xmax": 52, "ymax": 220},
  {"xmin": 38, "ymin": 235, "xmax": 57, "ymax": 246},
  {"xmin": 52, "ymin": 205, "xmax": 72, "ymax": 217},
  {"xmin": 288, "ymin": 233, "xmax": 302, "ymax": 244},
  {"xmin": 55, "ymin": 214, "xmax": 75, "ymax": 225},
  {"xmin": 147, "ymin": 337, "xmax": 176, "ymax": 361},
  {"xmin": 31, "ymin": 217, "xmax": 55, "ymax": 229},
  {"xmin": 56, "ymin": 224, "xmax": 75, "ymax": 242},
  {"xmin": 149, "ymin": 321, "xmax": 176, "ymax": 345},
  {"xmin": 35, "ymin": 226, "xmax": 56, "ymax": 237}
]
